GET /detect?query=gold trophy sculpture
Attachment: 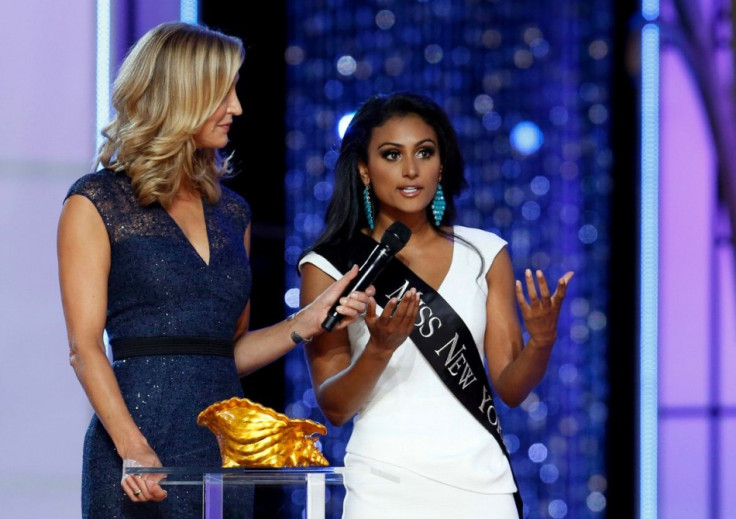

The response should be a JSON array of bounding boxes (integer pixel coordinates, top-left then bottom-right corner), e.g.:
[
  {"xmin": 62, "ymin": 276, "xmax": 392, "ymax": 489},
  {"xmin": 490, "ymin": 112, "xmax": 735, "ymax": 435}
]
[{"xmin": 197, "ymin": 397, "xmax": 329, "ymax": 468}]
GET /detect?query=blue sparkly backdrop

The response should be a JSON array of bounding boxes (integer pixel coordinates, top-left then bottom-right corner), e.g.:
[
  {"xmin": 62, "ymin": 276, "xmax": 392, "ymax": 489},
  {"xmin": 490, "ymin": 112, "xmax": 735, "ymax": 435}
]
[{"xmin": 281, "ymin": 2, "xmax": 612, "ymax": 517}]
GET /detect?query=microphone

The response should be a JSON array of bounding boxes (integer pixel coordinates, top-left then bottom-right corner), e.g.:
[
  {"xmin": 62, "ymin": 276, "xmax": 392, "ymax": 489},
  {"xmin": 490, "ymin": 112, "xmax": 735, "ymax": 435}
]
[{"xmin": 321, "ymin": 221, "xmax": 412, "ymax": 332}]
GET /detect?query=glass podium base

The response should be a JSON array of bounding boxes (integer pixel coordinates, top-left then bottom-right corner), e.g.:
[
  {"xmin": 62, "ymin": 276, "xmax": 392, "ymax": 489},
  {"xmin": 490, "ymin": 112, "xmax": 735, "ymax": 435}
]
[{"xmin": 124, "ymin": 466, "xmax": 347, "ymax": 519}]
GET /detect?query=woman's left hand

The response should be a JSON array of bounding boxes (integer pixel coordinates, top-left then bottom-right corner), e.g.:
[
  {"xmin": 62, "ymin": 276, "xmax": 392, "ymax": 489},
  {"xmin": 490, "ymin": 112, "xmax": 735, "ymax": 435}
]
[
  {"xmin": 515, "ymin": 269, "xmax": 574, "ymax": 348},
  {"xmin": 310, "ymin": 264, "xmax": 376, "ymax": 332}
]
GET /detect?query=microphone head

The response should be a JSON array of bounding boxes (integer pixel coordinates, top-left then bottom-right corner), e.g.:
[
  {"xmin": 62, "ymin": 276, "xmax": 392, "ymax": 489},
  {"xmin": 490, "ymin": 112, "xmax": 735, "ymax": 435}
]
[{"xmin": 380, "ymin": 221, "xmax": 412, "ymax": 253}]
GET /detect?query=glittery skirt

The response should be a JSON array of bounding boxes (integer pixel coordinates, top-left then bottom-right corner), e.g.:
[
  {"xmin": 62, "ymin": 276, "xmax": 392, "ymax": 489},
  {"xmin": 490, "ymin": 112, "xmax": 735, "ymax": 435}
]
[{"xmin": 81, "ymin": 354, "xmax": 253, "ymax": 518}]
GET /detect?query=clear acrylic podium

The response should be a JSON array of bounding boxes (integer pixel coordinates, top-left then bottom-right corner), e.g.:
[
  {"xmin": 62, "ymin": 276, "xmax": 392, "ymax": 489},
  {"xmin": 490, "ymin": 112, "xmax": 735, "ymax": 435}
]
[{"xmin": 124, "ymin": 466, "xmax": 347, "ymax": 519}]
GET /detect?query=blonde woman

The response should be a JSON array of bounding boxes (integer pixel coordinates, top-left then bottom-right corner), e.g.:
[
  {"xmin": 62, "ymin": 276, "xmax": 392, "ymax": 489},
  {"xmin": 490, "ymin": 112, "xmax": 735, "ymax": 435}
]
[{"xmin": 57, "ymin": 21, "xmax": 372, "ymax": 518}]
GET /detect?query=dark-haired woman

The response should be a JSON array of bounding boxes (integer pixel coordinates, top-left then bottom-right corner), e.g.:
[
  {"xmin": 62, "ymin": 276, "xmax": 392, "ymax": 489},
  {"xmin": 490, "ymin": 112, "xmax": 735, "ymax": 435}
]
[{"xmin": 299, "ymin": 91, "xmax": 573, "ymax": 518}]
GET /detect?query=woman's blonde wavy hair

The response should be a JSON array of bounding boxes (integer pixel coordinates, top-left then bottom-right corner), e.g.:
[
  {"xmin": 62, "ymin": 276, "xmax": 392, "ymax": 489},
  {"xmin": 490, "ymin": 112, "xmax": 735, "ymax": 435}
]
[{"xmin": 96, "ymin": 21, "xmax": 244, "ymax": 206}]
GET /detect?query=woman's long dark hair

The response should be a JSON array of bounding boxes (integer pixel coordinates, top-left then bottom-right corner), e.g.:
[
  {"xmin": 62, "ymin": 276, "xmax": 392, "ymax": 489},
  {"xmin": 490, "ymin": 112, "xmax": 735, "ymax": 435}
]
[{"xmin": 304, "ymin": 91, "xmax": 467, "ymax": 257}]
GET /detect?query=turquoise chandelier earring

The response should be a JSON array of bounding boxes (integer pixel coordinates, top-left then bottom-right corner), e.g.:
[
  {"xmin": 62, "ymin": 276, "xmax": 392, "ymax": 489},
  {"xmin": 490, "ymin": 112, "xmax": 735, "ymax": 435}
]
[
  {"xmin": 431, "ymin": 184, "xmax": 446, "ymax": 226},
  {"xmin": 363, "ymin": 184, "xmax": 375, "ymax": 230}
]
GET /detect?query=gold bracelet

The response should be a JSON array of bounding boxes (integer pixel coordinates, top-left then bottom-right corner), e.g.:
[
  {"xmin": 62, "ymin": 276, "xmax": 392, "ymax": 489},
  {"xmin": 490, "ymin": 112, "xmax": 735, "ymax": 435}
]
[{"xmin": 286, "ymin": 312, "xmax": 313, "ymax": 344}]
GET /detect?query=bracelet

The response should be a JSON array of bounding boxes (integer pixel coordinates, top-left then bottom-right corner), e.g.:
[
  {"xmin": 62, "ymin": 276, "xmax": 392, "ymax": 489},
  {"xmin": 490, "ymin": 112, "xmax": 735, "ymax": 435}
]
[{"xmin": 286, "ymin": 311, "xmax": 313, "ymax": 344}]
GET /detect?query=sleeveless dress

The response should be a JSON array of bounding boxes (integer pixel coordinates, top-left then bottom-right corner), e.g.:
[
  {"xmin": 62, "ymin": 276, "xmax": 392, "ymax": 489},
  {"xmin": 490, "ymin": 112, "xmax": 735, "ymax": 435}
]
[
  {"xmin": 299, "ymin": 226, "xmax": 520, "ymax": 518},
  {"xmin": 66, "ymin": 169, "xmax": 254, "ymax": 519}
]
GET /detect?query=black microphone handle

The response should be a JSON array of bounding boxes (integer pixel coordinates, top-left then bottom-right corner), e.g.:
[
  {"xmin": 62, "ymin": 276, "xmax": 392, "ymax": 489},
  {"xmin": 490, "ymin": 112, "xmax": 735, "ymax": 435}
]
[{"xmin": 321, "ymin": 245, "xmax": 392, "ymax": 331}]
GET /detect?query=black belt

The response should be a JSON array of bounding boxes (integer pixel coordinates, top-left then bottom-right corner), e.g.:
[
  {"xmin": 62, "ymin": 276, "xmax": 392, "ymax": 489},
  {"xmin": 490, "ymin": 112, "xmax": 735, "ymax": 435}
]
[{"xmin": 110, "ymin": 336, "xmax": 234, "ymax": 361}]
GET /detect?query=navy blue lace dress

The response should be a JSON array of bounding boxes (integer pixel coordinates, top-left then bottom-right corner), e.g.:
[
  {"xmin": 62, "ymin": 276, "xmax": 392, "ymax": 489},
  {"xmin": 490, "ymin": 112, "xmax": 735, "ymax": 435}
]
[{"xmin": 67, "ymin": 169, "xmax": 253, "ymax": 518}]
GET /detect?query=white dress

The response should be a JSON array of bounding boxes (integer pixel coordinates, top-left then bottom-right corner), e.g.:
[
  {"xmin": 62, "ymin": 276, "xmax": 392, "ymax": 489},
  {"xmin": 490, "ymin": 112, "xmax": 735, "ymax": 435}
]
[{"xmin": 299, "ymin": 226, "xmax": 520, "ymax": 519}]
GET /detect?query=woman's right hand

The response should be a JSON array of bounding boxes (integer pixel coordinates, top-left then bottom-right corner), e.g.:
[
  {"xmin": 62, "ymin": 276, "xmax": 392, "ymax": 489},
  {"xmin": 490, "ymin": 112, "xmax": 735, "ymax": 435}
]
[
  {"xmin": 120, "ymin": 446, "xmax": 168, "ymax": 502},
  {"xmin": 364, "ymin": 287, "xmax": 420, "ymax": 356}
]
